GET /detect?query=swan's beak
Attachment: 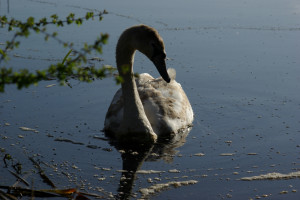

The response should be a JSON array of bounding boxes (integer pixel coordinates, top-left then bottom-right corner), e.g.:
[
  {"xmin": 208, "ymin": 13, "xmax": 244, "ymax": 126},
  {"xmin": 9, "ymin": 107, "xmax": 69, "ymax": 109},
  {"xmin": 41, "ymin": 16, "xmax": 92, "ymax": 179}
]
[{"xmin": 151, "ymin": 55, "xmax": 170, "ymax": 83}]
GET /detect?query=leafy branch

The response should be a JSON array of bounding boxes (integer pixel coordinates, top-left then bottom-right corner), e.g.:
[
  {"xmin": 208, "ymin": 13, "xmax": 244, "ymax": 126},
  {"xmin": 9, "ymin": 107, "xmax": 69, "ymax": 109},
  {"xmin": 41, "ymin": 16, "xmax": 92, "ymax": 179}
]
[{"xmin": 0, "ymin": 10, "xmax": 118, "ymax": 92}]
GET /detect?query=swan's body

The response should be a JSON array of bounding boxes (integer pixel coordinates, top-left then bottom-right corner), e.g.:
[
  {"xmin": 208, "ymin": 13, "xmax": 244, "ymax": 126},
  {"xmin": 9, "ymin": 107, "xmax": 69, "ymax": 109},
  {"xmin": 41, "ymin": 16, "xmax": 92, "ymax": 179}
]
[{"xmin": 104, "ymin": 25, "xmax": 193, "ymax": 143}]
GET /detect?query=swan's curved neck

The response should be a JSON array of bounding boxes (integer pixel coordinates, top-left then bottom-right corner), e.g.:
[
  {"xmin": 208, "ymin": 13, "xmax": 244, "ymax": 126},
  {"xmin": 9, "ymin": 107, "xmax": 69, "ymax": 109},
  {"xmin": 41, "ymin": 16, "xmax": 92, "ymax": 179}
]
[{"xmin": 115, "ymin": 35, "xmax": 156, "ymax": 142}]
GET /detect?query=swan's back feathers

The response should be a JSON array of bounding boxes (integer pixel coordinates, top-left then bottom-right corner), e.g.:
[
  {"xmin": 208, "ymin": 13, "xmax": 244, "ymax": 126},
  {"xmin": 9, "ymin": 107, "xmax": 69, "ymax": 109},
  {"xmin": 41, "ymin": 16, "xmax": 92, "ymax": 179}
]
[{"xmin": 105, "ymin": 71, "xmax": 194, "ymax": 137}]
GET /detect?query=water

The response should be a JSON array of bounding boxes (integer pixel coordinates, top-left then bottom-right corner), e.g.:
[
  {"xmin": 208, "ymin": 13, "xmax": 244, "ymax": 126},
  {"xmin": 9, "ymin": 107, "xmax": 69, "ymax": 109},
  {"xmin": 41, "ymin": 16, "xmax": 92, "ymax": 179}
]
[{"xmin": 1, "ymin": 0, "xmax": 300, "ymax": 199}]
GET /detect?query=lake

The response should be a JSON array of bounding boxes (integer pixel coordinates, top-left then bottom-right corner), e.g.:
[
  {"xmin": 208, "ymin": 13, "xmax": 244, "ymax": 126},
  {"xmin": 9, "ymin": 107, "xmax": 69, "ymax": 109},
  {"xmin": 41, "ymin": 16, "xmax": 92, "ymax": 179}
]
[{"xmin": 1, "ymin": 0, "xmax": 300, "ymax": 199}]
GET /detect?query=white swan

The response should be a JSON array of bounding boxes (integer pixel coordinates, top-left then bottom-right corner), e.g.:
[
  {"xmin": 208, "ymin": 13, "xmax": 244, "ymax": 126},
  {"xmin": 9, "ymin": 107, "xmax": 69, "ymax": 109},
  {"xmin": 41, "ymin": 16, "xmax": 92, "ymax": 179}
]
[{"xmin": 104, "ymin": 25, "xmax": 193, "ymax": 143}]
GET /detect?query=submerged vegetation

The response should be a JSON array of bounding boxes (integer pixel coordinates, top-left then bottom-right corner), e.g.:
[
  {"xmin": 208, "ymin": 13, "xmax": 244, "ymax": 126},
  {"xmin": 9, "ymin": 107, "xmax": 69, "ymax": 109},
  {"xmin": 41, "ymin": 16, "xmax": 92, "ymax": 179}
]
[
  {"xmin": 0, "ymin": 10, "xmax": 117, "ymax": 92},
  {"xmin": 0, "ymin": 153, "xmax": 109, "ymax": 199}
]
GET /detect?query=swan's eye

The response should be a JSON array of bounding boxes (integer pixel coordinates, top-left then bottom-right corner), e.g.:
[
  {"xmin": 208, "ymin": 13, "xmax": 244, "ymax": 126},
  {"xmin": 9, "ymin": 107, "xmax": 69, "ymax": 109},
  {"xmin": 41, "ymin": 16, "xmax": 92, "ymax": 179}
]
[
  {"xmin": 151, "ymin": 45, "xmax": 165, "ymax": 58},
  {"xmin": 150, "ymin": 42, "xmax": 166, "ymax": 62}
]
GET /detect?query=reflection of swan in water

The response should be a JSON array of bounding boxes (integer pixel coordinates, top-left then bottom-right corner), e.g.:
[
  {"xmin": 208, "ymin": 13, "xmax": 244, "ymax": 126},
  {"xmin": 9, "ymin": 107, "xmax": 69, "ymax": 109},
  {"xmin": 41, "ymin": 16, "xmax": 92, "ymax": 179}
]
[
  {"xmin": 107, "ymin": 126, "xmax": 192, "ymax": 200},
  {"xmin": 104, "ymin": 25, "xmax": 193, "ymax": 143}
]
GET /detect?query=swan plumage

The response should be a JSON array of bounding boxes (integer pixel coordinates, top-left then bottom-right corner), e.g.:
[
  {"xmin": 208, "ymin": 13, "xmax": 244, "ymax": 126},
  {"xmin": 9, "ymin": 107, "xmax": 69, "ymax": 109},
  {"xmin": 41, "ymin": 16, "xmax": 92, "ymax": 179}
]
[{"xmin": 104, "ymin": 25, "xmax": 193, "ymax": 142}]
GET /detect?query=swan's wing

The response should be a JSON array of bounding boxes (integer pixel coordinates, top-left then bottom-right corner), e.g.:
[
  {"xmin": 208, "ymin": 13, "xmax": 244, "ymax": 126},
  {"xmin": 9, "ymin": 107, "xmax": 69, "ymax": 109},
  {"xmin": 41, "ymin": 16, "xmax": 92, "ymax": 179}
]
[{"xmin": 137, "ymin": 73, "xmax": 194, "ymax": 136}]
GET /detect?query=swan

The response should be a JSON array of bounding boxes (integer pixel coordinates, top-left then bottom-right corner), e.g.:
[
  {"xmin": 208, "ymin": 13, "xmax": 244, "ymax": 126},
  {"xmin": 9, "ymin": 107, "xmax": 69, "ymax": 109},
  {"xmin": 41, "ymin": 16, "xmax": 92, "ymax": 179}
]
[{"xmin": 104, "ymin": 25, "xmax": 193, "ymax": 143}]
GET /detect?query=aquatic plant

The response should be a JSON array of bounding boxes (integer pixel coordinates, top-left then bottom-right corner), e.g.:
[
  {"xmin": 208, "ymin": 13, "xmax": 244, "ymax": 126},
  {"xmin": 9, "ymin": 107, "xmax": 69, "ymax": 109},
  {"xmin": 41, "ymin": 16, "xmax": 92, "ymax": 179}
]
[{"xmin": 0, "ymin": 11, "xmax": 117, "ymax": 92}]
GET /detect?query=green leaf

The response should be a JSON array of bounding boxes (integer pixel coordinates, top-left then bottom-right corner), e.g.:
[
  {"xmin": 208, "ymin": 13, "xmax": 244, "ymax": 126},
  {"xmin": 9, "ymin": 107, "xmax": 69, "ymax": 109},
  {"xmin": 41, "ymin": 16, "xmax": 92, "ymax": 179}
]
[
  {"xmin": 85, "ymin": 12, "xmax": 94, "ymax": 20},
  {"xmin": 27, "ymin": 17, "xmax": 35, "ymax": 26}
]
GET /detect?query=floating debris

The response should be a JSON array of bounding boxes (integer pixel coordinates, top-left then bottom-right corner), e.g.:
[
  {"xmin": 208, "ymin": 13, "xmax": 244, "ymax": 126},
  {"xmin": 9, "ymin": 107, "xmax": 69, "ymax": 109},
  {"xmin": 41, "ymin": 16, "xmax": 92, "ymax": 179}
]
[
  {"xmin": 168, "ymin": 169, "xmax": 180, "ymax": 173},
  {"xmin": 247, "ymin": 153, "xmax": 258, "ymax": 155},
  {"xmin": 226, "ymin": 193, "xmax": 233, "ymax": 198},
  {"xmin": 45, "ymin": 84, "xmax": 56, "ymax": 88},
  {"xmin": 220, "ymin": 153, "xmax": 235, "ymax": 156},
  {"xmin": 150, "ymin": 153, "xmax": 159, "ymax": 157},
  {"xmin": 29, "ymin": 157, "xmax": 56, "ymax": 188},
  {"xmin": 194, "ymin": 153, "xmax": 205, "ymax": 157},
  {"xmin": 19, "ymin": 127, "xmax": 39, "ymax": 133},
  {"xmin": 54, "ymin": 138, "xmax": 84, "ymax": 145},
  {"xmin": 116, "ymin": 170, "xmax": 127, "ymax": 173},
  {"xmin": 240, "ymin": 171, "xmax": 300, "ymax": 181},
  {"xmin": 137, "ymin": 170, "xmax": 165, "ymax": 174},
  {"xmin": 139, "ymin": 180, "xmax": 198, "ymax": 198},
  {"xmin": 279, "ymin": 190, "xmax": 288, "ymax": 194},
  {"xmin": 92, "ymin": 135, "xmax": 108, "ymax": 141},
  {"xmin": 119, "ymin": 150, "xmax": 126, "ymax": 154},
  {"xmin": 154, "ymin": 177, "xmax": 161, "ymax": 181},
  {"xmin": 72, "ymin": 165, "xmax": 79, "ymax": 169},
  {"xmin": 8, "ymin": 169, "xmax": 30, "ymax": 186}
]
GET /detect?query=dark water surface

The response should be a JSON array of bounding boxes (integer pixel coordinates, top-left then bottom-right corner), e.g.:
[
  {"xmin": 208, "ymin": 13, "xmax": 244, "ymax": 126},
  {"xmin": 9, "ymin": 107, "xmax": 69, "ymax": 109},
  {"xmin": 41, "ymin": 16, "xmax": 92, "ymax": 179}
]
[{"xmin": 1, "ymin": 0, "xmax": 300, "ymax": 199}]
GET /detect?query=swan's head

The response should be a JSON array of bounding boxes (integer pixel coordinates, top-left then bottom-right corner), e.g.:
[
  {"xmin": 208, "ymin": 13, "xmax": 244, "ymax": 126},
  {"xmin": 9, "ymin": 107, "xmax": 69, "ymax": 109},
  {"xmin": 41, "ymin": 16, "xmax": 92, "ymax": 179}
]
[
  {"xmin": 149, "ymin": 40, "xmax": 171, "ymax": 83},
  {"xmin": 131, "ymin": 25, "xmax": 171, "ymax": 83}
]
